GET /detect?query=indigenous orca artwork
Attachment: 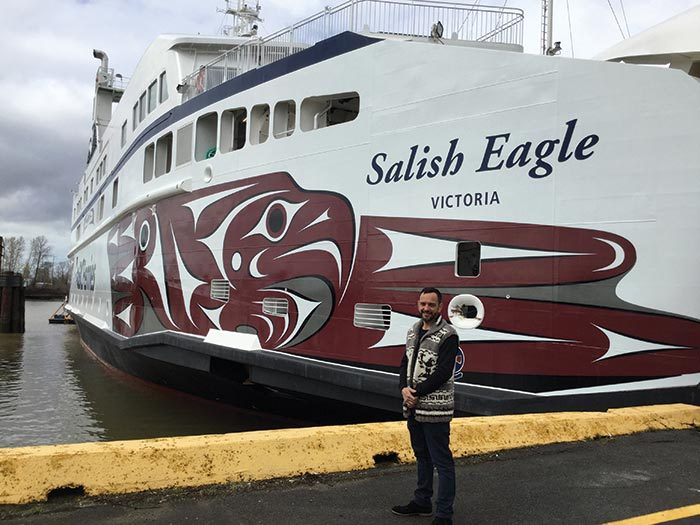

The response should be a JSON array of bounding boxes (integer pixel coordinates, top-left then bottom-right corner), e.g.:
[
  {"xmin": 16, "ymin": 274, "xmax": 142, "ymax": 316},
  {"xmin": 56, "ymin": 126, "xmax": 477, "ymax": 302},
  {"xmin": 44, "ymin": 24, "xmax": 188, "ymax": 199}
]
[{"xmin": 68, "ymin": 0, "xmax": 700, "ymax": 414}]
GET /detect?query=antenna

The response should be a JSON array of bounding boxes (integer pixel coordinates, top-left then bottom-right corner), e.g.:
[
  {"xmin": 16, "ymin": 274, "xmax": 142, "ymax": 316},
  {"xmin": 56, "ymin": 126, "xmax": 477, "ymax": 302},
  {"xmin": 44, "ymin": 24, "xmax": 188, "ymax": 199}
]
[{"xmin": 218, "ymin": 0, "xmax": 263, "ymax": 37}]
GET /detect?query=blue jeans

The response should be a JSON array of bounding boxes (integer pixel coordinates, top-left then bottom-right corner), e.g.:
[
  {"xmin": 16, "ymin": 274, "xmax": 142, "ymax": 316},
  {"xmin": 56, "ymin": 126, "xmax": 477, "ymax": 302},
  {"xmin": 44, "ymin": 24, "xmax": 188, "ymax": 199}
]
[{"xmin": 407, "ymin": 416, "xmax": 455, "ymax": 519}]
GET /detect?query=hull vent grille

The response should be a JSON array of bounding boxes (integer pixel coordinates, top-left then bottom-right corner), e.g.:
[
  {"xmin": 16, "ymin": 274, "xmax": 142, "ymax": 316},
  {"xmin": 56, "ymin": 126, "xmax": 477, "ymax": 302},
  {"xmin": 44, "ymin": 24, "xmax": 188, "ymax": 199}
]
[
  {"xmin": 210, "ymin": 280, "xmax": 230, "ymax": 301},
  {"xmin": 354, "ymin": 303, "xmax": 391, "ymax": 331},
  {"xmin": 263, "ymin": 298, "xmax": 288, "ymax": 316}
]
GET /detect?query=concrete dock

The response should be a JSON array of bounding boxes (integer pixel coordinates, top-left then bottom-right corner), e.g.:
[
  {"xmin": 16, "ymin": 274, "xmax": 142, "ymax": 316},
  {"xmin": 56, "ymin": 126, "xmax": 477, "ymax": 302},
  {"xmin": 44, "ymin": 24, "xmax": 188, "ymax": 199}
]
[{"xmin": 1, "ymin": 404, "xmax": 699, "ymax": 523}]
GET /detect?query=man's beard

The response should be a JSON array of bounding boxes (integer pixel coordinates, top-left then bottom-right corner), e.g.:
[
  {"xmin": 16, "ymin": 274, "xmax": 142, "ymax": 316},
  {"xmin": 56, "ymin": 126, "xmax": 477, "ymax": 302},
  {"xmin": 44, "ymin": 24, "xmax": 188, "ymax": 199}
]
[{"xmin": 422, "ymin": 311, "xmax": 438, "ymax": 323}]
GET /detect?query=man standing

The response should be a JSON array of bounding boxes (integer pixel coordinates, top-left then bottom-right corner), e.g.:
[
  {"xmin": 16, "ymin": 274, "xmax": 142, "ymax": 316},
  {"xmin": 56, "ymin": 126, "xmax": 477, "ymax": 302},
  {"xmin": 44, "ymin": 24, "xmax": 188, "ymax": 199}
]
[{"xmin": 393, "ymin": 287, "xmax": 459, "ymax": 525}]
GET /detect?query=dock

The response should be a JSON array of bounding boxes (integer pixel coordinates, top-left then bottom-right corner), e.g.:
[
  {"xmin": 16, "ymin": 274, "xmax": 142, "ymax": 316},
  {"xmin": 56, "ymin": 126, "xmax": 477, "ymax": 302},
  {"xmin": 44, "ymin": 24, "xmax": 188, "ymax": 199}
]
[{"xmin": 1, "ymin": 404, "xmax": 699, "ymax": 523}]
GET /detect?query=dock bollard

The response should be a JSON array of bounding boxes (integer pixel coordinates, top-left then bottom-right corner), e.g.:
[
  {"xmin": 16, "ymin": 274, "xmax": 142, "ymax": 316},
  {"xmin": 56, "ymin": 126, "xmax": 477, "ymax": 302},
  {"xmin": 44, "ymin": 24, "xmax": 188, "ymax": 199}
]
[{"xmin": 0, "ymin": 272, "xmax": 25, "ymax": 334}]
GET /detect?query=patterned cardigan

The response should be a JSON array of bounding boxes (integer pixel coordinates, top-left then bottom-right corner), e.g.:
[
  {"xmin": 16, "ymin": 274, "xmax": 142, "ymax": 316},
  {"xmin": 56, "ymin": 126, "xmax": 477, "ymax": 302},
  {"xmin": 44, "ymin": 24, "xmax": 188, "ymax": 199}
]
[{"xmin": 403, "ymin": 316, "xmax": 457, "ymax": 423}]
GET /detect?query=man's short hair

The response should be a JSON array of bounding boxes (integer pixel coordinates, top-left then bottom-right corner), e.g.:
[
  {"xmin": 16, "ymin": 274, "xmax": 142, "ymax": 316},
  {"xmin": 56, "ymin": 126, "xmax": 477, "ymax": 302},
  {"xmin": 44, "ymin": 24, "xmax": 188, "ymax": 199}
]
[{"xmin": 419, "ymin": 287, "xmax": 442, "ymax": 303}]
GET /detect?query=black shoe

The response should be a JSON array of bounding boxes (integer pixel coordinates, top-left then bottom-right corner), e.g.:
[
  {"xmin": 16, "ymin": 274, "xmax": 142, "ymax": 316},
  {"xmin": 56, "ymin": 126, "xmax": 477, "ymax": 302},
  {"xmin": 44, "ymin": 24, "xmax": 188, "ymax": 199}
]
[
  {"xmin": 391, "ymin": 501, "xmax": 433, "ymax": 517},
  {"xmin": 431, "ymin": 518, "xmax": 452, "ymax": 525}
]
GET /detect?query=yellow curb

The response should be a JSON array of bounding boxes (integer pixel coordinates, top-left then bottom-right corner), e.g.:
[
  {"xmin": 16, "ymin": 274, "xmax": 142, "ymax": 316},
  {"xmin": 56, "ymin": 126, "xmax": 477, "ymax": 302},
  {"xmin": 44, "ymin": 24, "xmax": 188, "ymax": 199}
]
[{"xmin": 1, "ymin": 403, "xmax": 698, "ymax": 505}]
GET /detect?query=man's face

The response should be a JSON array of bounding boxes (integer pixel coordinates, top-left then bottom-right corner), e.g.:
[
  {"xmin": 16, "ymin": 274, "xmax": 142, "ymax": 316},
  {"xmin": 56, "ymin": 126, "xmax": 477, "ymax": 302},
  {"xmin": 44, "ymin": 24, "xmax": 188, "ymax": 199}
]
[{"xmin": 418, "ymin": 292, "xmax": 441, "ymax": 324}]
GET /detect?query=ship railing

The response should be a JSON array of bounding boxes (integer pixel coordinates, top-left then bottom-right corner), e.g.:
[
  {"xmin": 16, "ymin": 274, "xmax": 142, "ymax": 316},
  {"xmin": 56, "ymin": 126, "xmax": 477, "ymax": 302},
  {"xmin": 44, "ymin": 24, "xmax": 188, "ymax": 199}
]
[{"xmin": 180, "ymin": 0, "xmax": 524, "ymax": 102}]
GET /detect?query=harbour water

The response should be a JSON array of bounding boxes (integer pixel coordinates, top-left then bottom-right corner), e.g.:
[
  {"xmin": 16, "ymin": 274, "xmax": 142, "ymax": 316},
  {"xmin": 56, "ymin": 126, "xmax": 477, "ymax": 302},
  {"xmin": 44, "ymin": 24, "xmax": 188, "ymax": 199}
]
[{"xmin": 0, "ymin": 301, "xmax": 394, "ymax": 449}]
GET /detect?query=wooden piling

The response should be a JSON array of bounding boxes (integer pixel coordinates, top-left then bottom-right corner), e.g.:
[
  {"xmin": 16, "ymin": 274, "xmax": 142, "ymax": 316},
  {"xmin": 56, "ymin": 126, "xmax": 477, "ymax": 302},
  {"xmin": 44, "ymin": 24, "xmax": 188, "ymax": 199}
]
[{"xmin": 0, "ymin": 272, "xmax": 25, "ymax": 334}]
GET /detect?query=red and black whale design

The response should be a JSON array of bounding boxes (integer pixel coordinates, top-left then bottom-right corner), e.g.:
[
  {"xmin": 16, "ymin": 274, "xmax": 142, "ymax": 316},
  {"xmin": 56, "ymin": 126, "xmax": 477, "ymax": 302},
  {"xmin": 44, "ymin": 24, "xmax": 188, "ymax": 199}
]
[{"xmin": 106, "ymin": 171, "xmax": 700, "ymax": 394}]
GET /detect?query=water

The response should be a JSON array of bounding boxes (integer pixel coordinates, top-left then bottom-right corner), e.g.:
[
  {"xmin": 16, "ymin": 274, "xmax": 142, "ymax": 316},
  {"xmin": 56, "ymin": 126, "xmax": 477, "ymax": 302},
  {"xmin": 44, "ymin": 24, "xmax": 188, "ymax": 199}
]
[{"xmin": 0, "ymin": 301, "xmax": 380, "ymax": 448}]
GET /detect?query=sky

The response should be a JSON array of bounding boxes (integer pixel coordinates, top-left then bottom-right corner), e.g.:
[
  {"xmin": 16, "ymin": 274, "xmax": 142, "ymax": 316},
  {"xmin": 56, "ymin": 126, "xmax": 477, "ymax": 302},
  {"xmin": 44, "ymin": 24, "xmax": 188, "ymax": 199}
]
[{"xmin": 1, "ymin": 0, "xmax": 699, "ymax": 262}]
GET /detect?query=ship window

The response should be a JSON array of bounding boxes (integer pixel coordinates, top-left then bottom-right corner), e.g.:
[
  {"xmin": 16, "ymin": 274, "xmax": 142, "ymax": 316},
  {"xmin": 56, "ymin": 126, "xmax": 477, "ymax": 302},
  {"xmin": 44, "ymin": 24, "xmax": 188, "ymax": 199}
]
[
  {"xmin": 300, "ymin": 92, "xmax": 359, "ymax": 131},
  {"xmin": 262, "ymin": 298, "xmax": 288, "ymax": 316},
  {"xmin": 273, "ymin": 100, "xmax": 295, "ymax": 139},
  {"xmin": 148, "ymin": 80, "xmax": 158, "ymax": 113},
  {"xmin": 143, "ymin": 143, "xmax": 155, "ymax": 182},
  {"xmin": 250, "ymin": 104, "xmax": 269, "ymax": 145},
  {"xmin": 132, "ymin": 103, "xmax": 138, "ymax": 130},
  {"xmin": 112, "ymin": 178, "xmax": 119, "ymax": 208},
  {"xmin": 121, "ymin": 120, "xmax": 127, "ymax": 147},
  {"xmin": 455, "ymin": 241, "xmax": 481, "ymax": 277},
  {"xmin": 220, "ymin": 108, "xmax": 247, "ymax": 153},
  {"xmin": 98, "ymin": 195, "xmax": 105, "ymax": 221},
  {"xmin": 354, "ymin": 303, "xmax": 391, "ymax": 331},
  {"xmin": 176, "ymin": 123, "xmax": 193, "ymax": 166},
  {"xmin": 139, "ymin": 91, "xmax": 147, "ymax": 122},
  {"xmin": 195, "ymin": 112, "xmax": 218, "ymax": 161},
  {"xmin": 159, "ymin": 71, "xmax": 168, "ymax": 103},
  {"xmin": 155, "ymin": 132, "xmax": 173, "ymax": 177}
]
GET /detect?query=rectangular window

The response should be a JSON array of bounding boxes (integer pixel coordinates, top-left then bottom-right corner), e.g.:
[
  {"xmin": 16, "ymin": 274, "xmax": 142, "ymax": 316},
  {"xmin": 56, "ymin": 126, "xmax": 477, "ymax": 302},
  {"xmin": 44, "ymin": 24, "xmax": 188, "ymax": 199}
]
[
  {"xmin": 139, "ymin": 91, "xmax": 147, "ymax": 122},
  {"xmin": 155, "ymin": 133, "xmax": 173, "ymax": 177},
  {"xmin": 220, "ymin": 108, "xmax": 247, "ymax": 153},
  {"xmin": 148, "ymin": 80, "xmax": 158, "ymax": 113},
  {"xmin": 121, "ymin": 120, "xmax": 127, "ymax": 147},
  {"xmin": 300, "ymin": 92, "xmax": 359, "ymax": 132},
  {"xmin": 98, "ymin": 195, "xmax": 105, "ymax": 221},
  {"xmin": 455, "ymin": 241, "xmax": 481, "ymax": 277},
  {"xmin": 112, "ymin": 178, "xmax": 119, "ymax": 208},
  {"xmin": 143, "ymin": 143, "xmax": 155, "ymax": 182},
  {"xmin": 132, "ymin": 103, "xmax": 138, "ymax": 130},
  {"xmin": 90, "ymin": 178, "xmax": 94, "ymax": 194},
  {"xmin": 273, "ymin": 100, "xmax": 295, "ymax": 139},
  {"xmin": 159, "ymin": 71, "xmax": 168, "ymax": 103},
  {"xmin": 176, "ymin": 123, "xmax": 193, "ymax": 166},
  {"xmin": 195, "ymin": 112, "xmax": 218, "ymax": 161},
  {"xmin": 250, "ymin": 104, "xmax": 269, "ymax": 145}
]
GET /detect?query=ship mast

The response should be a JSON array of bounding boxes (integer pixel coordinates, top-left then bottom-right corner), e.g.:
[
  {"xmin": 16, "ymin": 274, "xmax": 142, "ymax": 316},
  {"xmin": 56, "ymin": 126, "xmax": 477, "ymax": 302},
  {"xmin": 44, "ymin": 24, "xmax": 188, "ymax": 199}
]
[
  {"xmin": 541, "ymin": 0, "xmax": 561, "ymax": 55},
  {"xmin": 219, "ymin": 0, "xmax": 263, "ymax": 37}
]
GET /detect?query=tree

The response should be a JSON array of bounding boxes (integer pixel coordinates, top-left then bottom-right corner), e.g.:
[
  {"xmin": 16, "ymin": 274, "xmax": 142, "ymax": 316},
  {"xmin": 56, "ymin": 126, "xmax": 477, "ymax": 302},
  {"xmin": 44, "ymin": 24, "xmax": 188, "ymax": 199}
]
[
  {"xmin": 2, "ymin": 236, "xmax": 25, "ymax": 273},
  {"xmin": 53, "ymin": 260, "xmax": 72, "ymax": 290},
  {"xmin": 27, "ymin": 236, "xmax": 52, "ymax": 285}
]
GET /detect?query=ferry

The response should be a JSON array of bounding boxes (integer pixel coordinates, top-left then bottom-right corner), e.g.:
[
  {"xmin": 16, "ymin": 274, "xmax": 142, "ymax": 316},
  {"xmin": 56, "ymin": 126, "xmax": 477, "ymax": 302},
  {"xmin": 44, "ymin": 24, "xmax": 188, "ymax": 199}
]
[{"xmin": 67, "ymin": 0, "xmax": 700, "ymax": 415}]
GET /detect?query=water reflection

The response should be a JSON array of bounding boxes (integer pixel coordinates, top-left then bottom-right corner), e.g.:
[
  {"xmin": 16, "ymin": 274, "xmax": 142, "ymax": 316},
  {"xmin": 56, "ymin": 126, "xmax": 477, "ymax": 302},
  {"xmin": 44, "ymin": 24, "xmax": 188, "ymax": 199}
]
[{"xmin": 0, "ymin": 301, "xmax": 397, "ymax": 449}]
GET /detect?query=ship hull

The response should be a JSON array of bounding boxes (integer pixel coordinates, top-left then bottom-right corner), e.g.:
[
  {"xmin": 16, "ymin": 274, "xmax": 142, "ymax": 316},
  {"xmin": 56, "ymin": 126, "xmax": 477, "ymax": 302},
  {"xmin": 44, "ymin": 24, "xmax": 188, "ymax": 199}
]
[{"xmin": 68, "ymin": 27, "xmax": 700, "ymax": 416}]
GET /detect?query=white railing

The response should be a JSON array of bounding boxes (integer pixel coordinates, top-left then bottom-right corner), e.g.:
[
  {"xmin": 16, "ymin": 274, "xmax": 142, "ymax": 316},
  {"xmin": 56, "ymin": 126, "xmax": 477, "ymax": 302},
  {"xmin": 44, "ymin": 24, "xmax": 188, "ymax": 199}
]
[{"xmin": 180, "ymin": 0, "xmax": 523, "ymax": 102}]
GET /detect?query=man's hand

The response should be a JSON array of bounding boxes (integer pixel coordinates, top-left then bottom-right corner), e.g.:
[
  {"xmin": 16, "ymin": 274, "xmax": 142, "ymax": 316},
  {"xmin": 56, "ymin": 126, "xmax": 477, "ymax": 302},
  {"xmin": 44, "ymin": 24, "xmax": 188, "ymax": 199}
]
[{"xmin": 402, "ymin": 387, "xmax": 418, "ymax": 408}]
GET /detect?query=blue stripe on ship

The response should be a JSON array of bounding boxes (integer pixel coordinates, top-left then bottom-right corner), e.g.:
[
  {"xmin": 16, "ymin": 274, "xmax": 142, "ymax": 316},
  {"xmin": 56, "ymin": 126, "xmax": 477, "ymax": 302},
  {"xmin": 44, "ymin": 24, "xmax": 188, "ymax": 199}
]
[{"xmin": 73, "ymin": 31, "xmax": 381, "ymax": 230}]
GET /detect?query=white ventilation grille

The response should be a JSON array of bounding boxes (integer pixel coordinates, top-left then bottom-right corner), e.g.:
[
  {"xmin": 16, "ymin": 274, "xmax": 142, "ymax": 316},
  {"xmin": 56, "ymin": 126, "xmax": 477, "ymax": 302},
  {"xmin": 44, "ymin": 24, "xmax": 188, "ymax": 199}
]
[
  {"xmin": 210, "ymin": 279, "xmax": 230, "ymax": 301},
  {"xmin": 354, "ymin": 303, "xmax": 391, "ymax": 331},
  {"xmin": 263, "ymin": 297, "xmax": 288, "ymax": 316}
]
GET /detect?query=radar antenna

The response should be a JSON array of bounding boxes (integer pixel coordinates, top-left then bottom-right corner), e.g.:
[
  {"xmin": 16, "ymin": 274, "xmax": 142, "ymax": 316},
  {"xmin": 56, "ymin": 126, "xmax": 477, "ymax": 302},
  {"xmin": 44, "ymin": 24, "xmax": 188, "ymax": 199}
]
[{"xmin": 218, "ymin": 0, "xmax": 263, "ymax": 37}]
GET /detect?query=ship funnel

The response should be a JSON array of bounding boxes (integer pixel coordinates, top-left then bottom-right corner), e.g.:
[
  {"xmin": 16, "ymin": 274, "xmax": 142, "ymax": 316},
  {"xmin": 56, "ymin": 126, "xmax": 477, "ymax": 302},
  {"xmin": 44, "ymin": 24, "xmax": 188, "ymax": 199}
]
[{"xmin": 93, "ymin": 49, "xmax": 109, "ymax": 70}]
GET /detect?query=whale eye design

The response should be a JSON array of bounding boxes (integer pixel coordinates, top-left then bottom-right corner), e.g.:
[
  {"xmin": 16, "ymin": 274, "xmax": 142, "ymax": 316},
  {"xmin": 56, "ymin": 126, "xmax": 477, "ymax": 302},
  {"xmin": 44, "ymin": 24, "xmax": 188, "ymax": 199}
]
[
  {"xmin": 266, "ymin": 203, "xmax": 286, "ymax": 238},
  {"xmin": 139, "ymin": 221, "xmax": 150, "ymax": 252},
  {"xmin": 244, "ymin": 199, "xmax": 307, "ymax": 242}
]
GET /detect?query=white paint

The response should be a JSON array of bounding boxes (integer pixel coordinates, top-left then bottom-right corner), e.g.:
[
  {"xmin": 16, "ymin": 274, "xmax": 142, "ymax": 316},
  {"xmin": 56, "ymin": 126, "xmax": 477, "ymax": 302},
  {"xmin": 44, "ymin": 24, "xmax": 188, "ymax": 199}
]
[{"xmin": 593, "ymin": 325, "xmax": 689, "ymax": 362}]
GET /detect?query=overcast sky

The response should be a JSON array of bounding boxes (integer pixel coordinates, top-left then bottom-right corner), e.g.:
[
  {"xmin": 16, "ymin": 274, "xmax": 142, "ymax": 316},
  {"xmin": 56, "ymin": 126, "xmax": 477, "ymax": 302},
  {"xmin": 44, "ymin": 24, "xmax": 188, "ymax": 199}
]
[{"xmin": 1, "ymin": 0, "xmax": 698, "ymax": 262}]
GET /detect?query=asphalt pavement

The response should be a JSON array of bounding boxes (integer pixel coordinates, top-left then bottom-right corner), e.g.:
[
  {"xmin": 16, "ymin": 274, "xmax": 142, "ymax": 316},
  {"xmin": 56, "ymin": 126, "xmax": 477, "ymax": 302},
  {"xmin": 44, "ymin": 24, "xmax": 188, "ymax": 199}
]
[{"xmin": 2, "ymin": 429, "xmax": 699, "ymax": 524}]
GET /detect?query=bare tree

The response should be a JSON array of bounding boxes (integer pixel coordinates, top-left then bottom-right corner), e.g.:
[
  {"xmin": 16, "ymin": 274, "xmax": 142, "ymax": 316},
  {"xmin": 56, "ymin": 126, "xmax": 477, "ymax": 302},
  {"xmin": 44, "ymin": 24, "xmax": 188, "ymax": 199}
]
[
  {"xmin": 53, "ymin": 260, "xmax": 72, "ymax": 290},
  {"xmin": 27, "ymin": 236, "xmax": 52, "ymax": 285},
  {"xmin": 2, "ymin": 236, "xmax": 26, "ymax": 273}
]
